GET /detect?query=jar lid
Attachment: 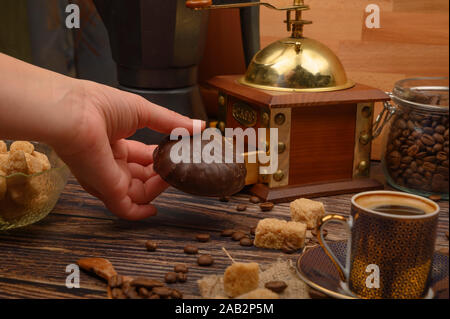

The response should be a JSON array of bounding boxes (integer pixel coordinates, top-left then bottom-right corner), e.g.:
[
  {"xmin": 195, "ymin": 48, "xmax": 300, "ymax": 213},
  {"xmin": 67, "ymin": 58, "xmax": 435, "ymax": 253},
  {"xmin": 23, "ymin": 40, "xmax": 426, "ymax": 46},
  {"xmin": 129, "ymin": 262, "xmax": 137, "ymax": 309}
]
[{"xmin": 392, "ymin": 77, "xmax": 449, "ymax": 113}]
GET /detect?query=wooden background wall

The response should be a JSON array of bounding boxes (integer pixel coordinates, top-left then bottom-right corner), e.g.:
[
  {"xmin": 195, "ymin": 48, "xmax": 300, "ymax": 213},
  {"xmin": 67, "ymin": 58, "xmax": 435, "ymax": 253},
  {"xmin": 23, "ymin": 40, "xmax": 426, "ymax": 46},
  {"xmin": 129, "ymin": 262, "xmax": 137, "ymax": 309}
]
[{"xmin": 259, "ymin": 0, "xmax": 449, "ymax": 159}]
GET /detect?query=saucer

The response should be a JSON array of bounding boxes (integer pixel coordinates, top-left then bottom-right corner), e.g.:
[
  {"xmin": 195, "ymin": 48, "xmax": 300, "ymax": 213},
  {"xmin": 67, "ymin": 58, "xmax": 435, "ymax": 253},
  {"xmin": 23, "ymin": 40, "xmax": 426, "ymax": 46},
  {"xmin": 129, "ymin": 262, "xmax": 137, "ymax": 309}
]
[{"xmin": 296, "ymin": 241, "xmax": 449, "ymax": 299}]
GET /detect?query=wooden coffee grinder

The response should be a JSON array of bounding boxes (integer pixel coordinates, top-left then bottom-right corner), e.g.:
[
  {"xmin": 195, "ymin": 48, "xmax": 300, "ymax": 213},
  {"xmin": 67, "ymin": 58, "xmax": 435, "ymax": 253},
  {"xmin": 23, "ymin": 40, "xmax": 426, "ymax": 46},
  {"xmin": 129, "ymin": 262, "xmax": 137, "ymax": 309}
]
[{"xmin": 188, "ymin": 0, "xmax": 390, "ymax": 203}]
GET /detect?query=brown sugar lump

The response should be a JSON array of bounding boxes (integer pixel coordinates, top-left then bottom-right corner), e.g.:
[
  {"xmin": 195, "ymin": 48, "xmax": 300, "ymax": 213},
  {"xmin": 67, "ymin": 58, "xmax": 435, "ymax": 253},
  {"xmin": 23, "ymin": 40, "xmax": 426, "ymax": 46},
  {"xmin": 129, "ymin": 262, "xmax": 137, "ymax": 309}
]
[
  {"xmin": 254, "ymin": 218, "xmax": 306, "ymax": 250},
  {"xmin": 5, "ymin": 150, "xmax": 29, "ymax": 175},
  {"xmin": 236, "ymin": 288, "xmax": 279, "ymax": 299},
  {"xmin": 0, "ymin": 140, "xmax": 7, "ymax": 153},
  {"xmin": 31, "ymin": 151, "xmax": 51, "ymax": 171},
  {"xmin": 24, "ymin": 153, "xmax": 44, "ymax": 174},
  {"xmin": 290, "ymin": 198, "xmax": 325, "ymax": 229},
  {"xmin": 10, "ymin": 141, "xmax": 34, "ymax": 154},
  {"xmin": 223, "ymin": 262, "xmax": 259, "ymax": 298},
  {"xmin": 0, "ymin": 154, "xmax": 8, "ymax": 172}
]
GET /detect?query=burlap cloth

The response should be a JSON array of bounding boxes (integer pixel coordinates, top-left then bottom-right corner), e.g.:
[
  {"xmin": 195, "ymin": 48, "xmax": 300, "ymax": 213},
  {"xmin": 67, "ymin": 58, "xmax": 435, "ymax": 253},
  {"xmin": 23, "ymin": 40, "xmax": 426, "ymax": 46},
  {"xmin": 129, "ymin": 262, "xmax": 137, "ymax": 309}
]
[{"xmin": 197, "ymin": 259, "xmax": 310, "ymax": 299}]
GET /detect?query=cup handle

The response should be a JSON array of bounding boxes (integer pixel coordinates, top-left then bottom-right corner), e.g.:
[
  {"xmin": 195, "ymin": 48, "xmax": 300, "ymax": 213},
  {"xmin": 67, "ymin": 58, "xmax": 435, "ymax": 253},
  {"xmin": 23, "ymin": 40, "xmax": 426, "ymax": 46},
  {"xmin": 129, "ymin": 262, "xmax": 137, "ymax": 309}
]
[{"xmin": 316, "ymin": 214, "xmax": 353, "ymax": 282}]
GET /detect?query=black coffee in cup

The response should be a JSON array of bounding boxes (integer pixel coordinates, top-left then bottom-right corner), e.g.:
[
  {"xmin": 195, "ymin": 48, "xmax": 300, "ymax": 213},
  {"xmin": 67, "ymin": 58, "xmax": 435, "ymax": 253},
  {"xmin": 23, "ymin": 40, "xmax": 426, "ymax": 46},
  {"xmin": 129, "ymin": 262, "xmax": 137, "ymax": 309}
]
[{"xmin": 370, "ymin": 204, "xmax": 428, "ymax": 216}]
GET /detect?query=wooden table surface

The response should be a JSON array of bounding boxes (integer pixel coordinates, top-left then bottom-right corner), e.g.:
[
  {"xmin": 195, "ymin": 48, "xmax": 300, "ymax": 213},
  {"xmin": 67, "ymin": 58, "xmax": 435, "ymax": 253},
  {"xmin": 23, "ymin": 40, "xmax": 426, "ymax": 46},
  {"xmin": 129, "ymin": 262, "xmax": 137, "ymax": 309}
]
[{"xmin": 0, "ymin": 165, "xmax": 448, "ymax": 299}]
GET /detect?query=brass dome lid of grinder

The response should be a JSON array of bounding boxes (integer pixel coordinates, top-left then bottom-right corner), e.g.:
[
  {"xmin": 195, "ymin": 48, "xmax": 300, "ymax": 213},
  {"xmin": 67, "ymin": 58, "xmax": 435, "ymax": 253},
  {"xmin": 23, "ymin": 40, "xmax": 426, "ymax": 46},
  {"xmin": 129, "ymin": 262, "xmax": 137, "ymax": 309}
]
[
  {"xmin": 240, "ymin": 0, "xmax": 355, "ymax": 92},
  {"xmin": 186, "ymin": 0, "xmax": 354, "ymax": 92}
]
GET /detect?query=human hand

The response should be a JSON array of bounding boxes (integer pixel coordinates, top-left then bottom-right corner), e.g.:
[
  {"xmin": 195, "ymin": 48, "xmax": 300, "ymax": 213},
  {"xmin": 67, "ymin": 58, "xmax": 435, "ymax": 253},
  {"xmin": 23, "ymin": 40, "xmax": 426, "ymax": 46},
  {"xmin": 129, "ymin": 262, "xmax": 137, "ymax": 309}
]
[{"xmin": 53, "ymin": 80, "xmax": 204, "ymax": 220}]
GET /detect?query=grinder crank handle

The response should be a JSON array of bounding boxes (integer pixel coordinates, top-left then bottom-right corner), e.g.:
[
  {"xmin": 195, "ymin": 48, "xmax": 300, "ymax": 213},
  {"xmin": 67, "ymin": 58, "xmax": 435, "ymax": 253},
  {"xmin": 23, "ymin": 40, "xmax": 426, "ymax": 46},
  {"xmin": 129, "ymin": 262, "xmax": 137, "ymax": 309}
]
[{"xmin": 186, "ymin": 0, "xmax": 308, "ymax": 10}]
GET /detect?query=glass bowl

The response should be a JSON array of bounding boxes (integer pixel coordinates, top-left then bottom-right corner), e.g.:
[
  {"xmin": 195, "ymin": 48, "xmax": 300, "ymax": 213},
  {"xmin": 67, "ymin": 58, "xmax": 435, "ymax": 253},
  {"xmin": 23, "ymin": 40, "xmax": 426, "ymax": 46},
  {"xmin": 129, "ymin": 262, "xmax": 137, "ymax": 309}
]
[{"xmin": 0, "ymin": 141, "xmax": 70, "ymax": 230}]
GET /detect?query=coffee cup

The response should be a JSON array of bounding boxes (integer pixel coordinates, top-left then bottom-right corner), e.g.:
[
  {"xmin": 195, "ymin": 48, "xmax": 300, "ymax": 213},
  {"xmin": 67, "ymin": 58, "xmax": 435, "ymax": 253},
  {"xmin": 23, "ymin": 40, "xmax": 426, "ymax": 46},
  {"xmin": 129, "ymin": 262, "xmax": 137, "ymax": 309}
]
[{"xmin": 317, "ymin": 190, "xmax": 440, "ymax": 299}]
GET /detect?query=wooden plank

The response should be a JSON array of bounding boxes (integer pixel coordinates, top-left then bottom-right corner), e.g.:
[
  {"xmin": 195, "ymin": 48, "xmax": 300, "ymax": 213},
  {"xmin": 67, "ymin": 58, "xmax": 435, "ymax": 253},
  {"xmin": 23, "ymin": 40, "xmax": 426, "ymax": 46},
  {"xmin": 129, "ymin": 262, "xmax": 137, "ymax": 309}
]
[
  {"xmin": 393, "ymin": 0, "xmax": 449, "ymax": 12},
  {"xmin": 339, "ymin": 41, "xmax": 449, "ymax": 76},
  {"xmin": 363, "ymin": 12, "xmax": 449, "ymax": 46}
]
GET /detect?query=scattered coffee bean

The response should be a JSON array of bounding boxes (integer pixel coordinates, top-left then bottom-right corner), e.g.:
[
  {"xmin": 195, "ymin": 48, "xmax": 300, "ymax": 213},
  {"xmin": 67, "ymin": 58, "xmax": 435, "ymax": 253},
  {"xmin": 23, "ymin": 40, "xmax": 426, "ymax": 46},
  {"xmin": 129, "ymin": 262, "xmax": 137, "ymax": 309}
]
[
  {"xmin": 282, "ymin": 242, "xmax": 299, "ymax": 254},
  {"xmin": 177, "ymin": 273, "xmax": 188, "ymax": 283},
  {"xmin": 220, "ymin": 196, "xmax": 230, "ymax": 202},
  {"xmin": 149, "ymin": 294, "xmax": 160, "ymax": 299},
  {"xmin": 184, "ymin": 245, "xmax": 198, "ymax": 254},
  {"xmin": 428, "ymin": 194, "xmax": 442, "ymax": 202},
  {"xmin": 152, "ymin": 287, "xmax": 173, "ymax": 298},
  {"xmin": 130, "ymin": 277, "xmax": 164, "ymax": 289},
  {"xmin": 250, "ymin": 227, "xmax": 256, "ymax": 236},
  {"xmin": 249, "ymin": 196, "xmax": 261, "ymax": 204},
  {"xmin": 260, "ymin": 202, "xmax": 274, "ymax": 212},
  {"xmin": 145, "ymin": 241, "xmax": 157, "ymax": 252},
  {"xmin": 239, "ymin": 237, "xmax": 253, "ymax": 247},
  {"xmin": 165, "ymin": 272, "xmax": 178, "ymax": 284},
  {"xmin": 108, "ymin": 274, "xmax": 123, "ymax": 288},
  {"xmin": 197, "ymin": 254, "xmax": 214, "ymax": 266},
  {"xmin": 196, "ymin": 234, "xmax": 210, "ymax": 242},
  {"xmin": 232, "ymin": 231, "xmax": 246, "ymax": 241},
  {"xmin": 111, "ymin": 287, "xmax": 126, "ymax": 299},
  {"xmin": 174, "ymin": 264, "xmax": 189, "ymax": 273},
  {"xmin": 138, "ymin": 287, "xmax": 150, "ymax": 298},
  {"xmin": 171, "ymin": 289, "xmax": 183, "ymax": 299},
  {"xmin": 236, "ymin": 204, "xmax": 247, "ymax": 211},
  {"xmin": 221, "ymin": 229, "xmax": 234, "ymax": 237},
  {"xmin": 123, "ymin": 285, "xmax": 140, "ymax": 299},
  {"xmin": 265, "ymin": 281, "xmax": 288, "ymax": 293},
  {"xmin": 309, "ymin": 288, "xmax": 330, "ymax": 299}
]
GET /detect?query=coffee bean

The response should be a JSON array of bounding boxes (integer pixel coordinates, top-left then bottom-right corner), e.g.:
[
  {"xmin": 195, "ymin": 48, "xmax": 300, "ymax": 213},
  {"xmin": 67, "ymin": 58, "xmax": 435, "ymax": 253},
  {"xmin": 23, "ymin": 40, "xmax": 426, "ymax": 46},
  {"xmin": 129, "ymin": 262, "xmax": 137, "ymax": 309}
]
[
  {"xmin": 232, "ymin": 231, "xmax": 246, "ymax": 241},
  {"xmin": 250, "ymin": 227, "xmax": 256, "ymax": 236},
  {"xmin": 434, "ymin": 133, "xmax": 445, "ymax": 144},
  {"xmin": 221, "ymin": 229, "xmax": 234, "ymax": 237},
  {"xmin": 249, "ymin": 196, "xmax": 261, "ymax": 204},
  {"xmin": 236, "ymin": 204, "xmax": 247, "ymax": 211},
  {"xmin": 197, "ymin": 254, "xmax": 214, "ymax": 266},
  {"xmin": 282, "ymin": 242, "xmax": 299, "ymax": 254},
  {"xmin": 309, "ymin": 289, "xmax": 330, "ymax": 299},
  {"xmin": 265, "ymin": 281, "xmax": 288, "ymax": 293},
  {"xmin": 171, "ymin": 289, "xmax": 183, "ymax": 299},
  {"xmin": 123, "ymin": 285, "xmax": 140, "ymax": 299},
  {"xmin": 435, "ymin": 125, "xmax": 446, "ymax": 134},
  {"xmin": 138, "ymin": 287, "xmax": 150, "ymax": 298},
  {"xmin": 428, "ymin": 194, "xmax": 442, "ymax": 202},
  {"xmin": 149, "ymin": 294, "xmax": 160, "ymax": 299},
  {"xmin": 184, "ymin": 245, "xmax": 198, "ymax": 254},
  {"xmin": 152, "ymin": 287, "xmax": 172, "ymax": 298},
  {"xmin": 130, "ymin": 277, "xmax": 164, "ymax": 289},
  {"xmin": 196, "ymin": 234, "xmax": 210, "ymax": 242},
  {"xmin": 239, "ymin": 237, "xmax": 253, "ymax": 247},
  {"xmin": 174, "ymin": 264, "xmax": 189, "ymax": 273},
  {"xmin": 260, "ymin": 202, "xmax": 274, "ymax": 212},
  {"xmin": 108, "ymin": 275, "xmax": 123, "ymax": 288},
  {"xmin": 145, "ymin": 241, "xmax": 157, "ymax": 252},
  {"xmin": 421, "ymin": 134, "xmax": 435, "ymax": 146},
  {"xmin": 407, "ymin": 145, "xmax": 419, "ymax": 157},
  {"xmin": 111, "ymin": 287, "xmax": 126, "ymax": 299},
  {"xmin": 177, "ymin": 273, "xmax": 188, "ymax": 283},
  {"xmin": 437, "ymin": 151, "xmax": 447, "ymax": 161},
  {"xmin": 165, "ymin": 272, "xmax": 178, "ymax": 284}
]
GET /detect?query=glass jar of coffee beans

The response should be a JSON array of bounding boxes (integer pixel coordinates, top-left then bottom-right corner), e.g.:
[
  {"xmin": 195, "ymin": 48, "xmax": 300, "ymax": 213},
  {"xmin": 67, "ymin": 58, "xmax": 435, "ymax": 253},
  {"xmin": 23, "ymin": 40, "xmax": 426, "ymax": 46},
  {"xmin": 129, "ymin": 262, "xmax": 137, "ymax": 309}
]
[{"xmin": 382, "ymin": 77, "xmax": 449, "ymax": 199}]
